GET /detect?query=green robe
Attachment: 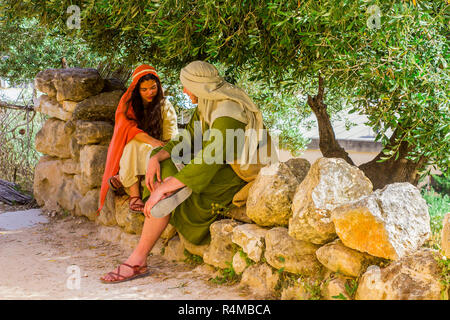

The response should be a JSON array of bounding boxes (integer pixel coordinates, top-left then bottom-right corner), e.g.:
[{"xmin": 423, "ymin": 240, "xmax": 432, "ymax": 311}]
[{"xmin": 142, "ymin": 108, "xmax": 247, "ymax": 245}]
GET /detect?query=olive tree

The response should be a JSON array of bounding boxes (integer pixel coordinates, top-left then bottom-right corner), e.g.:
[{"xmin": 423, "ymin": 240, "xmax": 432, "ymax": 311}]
[{"xmin": 2, "ymin": 0, "xmax": 448, "ymax": 188}]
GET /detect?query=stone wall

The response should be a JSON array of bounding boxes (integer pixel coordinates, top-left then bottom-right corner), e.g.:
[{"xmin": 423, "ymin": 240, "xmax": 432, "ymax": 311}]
[{"xmin": 33, "ymin": 68, "xmax": 448, "ymax": 300}]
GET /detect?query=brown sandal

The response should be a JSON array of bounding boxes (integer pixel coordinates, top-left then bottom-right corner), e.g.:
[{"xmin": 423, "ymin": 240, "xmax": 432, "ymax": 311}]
[
  {"xmin": 129, "ymin": 196, "xmax": 145, "ymax": 213},
  {"xmin": 108, "ymin": 175, "xmax": 124, "ymax": 192},
  {"xmin": 100, "ymin": 263, "xmax": 150, "ymax": 284}
]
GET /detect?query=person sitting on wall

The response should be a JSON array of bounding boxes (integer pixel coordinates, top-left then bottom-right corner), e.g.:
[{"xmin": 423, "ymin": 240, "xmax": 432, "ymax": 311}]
[
  {"xmin": 100, "ymin": 60, "xmax": 277, "ymax": 284},
  {"xmin": 98, "ymin": 64, "xmax": 178, "ymax": 214}
]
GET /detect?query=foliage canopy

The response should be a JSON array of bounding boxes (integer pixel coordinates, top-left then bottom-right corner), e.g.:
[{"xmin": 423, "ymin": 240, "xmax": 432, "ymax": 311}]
[{"xmin": 1, "ymin": 0, "xmax": 448, "ymax": 172}]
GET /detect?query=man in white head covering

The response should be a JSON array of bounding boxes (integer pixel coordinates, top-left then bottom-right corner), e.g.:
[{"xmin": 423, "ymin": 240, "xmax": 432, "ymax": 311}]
[{"xmin": 100, "ymin": 61, "xmax": 277, "ymax": 284}]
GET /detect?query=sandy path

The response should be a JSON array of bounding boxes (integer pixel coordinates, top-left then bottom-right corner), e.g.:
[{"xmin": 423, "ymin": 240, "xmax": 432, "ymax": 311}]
[{"xmin": 0, "ymin": 204, "xmax": 256, "ymax": 300}]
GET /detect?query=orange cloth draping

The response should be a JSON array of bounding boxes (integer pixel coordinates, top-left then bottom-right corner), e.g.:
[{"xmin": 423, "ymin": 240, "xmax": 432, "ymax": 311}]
[{"xmin": 98, "ymin": 64, "xmax": 160, "ymax": 212}]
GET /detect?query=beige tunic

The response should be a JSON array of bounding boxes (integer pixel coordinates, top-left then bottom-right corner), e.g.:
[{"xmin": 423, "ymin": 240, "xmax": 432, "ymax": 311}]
[{"xmin": 119, "ymin": 99, "xmax": 178, "ymax": 188}]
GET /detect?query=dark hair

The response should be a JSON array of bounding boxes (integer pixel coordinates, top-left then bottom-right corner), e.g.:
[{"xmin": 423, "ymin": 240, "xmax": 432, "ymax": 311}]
[{"xmin": 125, "ymin": 73, "xmax": 164, "ymax": 140}]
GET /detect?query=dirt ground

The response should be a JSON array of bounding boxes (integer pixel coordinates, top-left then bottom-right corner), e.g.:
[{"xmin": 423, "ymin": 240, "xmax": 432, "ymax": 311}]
[{"xmin": 0, "ymin": 203, "xmax": 257, "ymax": 300}]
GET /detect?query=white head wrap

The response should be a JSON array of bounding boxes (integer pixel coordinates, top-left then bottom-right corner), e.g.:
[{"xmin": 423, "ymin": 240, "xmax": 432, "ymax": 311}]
[{"xmin": 180, "ymin": 61, "xmax": 265, "ymax": 166}]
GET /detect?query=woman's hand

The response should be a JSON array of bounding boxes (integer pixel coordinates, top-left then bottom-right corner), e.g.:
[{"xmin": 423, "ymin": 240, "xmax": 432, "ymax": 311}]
[
  {"xmin": 145, "ymin": 156, "xmax": 161, "ymax": 192},
  {"xmin": 152, "ymin": 140, "xmax": 165, "ymax": 148},
  {"xmin": 134, "ymin": 133, "xmax": 165, "ymax": 148}
]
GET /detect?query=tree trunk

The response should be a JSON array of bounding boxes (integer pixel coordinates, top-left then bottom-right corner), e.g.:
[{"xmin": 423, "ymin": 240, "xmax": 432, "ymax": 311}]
[
  {"xmin": 308, "ymin": 76, "xmax": 426, "ymax": 190},
  {"xmin": 307, "ymin": 76, "xmax": 355, "ymax": 166},
  {"xmin": 358, "ymin": 129, "xmax": 427, "ymax": 190}
]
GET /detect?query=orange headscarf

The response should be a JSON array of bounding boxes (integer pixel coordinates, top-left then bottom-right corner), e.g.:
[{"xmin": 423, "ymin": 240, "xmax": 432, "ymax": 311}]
[{"xmin": 98, "ymin": 64, "xmax": 160, "ymax": 212}]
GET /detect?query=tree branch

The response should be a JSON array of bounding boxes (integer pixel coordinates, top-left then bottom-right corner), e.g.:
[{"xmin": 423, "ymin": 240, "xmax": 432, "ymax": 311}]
[
  {"xmin": 0, "ymin": 100, "xmax": 34, "ymax": 111},
  {"xmin": 307, "ymin": 75, "xmax": 355, "ymax": 166}
]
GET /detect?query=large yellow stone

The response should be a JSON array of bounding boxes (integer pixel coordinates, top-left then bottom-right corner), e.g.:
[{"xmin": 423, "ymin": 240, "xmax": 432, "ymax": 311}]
[{"xmin": 332, "ymin": 183, "xmax": 431, "ymax": 260}]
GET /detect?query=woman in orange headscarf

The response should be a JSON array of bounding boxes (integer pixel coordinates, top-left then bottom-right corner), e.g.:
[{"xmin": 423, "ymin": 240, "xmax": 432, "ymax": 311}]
[{"xmin": 98, "ymin": 64, "xmax": 178, "ymax": 213}]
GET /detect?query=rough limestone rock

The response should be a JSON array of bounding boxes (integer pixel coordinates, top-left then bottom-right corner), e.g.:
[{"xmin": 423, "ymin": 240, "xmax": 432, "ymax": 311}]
[
  {"xmin": 79, "ymin": 145, "xmax": 108, "ymax": 188},
  {"xmin": 232, "ymin": 252, "xmax": 248, "ymax": 275},
  {"xmin": 232, "ymin": 224, "xmax": 268, "ymax": 262},
  {"xmin": 51, "ymin": 68, "xmax": 104, "ymax": 102},
  {"xmin": 34, "ymin": 160, "xmax": 81, "ymax": 214},
  {"xmin": 316, "ymin": 239, "xmax": 376, "ymax": 277},
  {"xmin": 114, "ymin": 195, "xmax": 129, "ymax": 228},
  {"xmin": 61, "ymin": 159, "xmax": 80, "ymax": 175},
  {"xmin": 69, "ymin": 135, "xmax": 81, "ymax": 162},
  {"xmin": 442, "ymin": 213, "xmax": 450, "ymax": 258},
  {"xmin": 355, "ymin": 249, "xmax": 443, "ymax": 300},
  {"xmin": 289, "ymin": 157, "xmax": 373, "ymax": 245},
  {"xmin": 124, "ymin": 211, "xmax": 145, "ymax": 235},
  {"xmin": 35, "ymin": 118, "xmax": 75, "ymax": 159},
  {"xmin": 75, "ymin": 121, "xmax": 113, "ymax": 145},
  {"xmin": 160, "ymin": 224, "xmax": 177, "ymax": 241},
  {"xmin": 35, "ymin": 69, "xmax": 57, "ymax": 97},
  {"xmin": 221, "ymin": 205, "xmax": 252, "ymax": 223},
  {"xmin": 281, "ymin": 282, "xmax": 311, "ymax": 300},
  {"xmin": 240, "ymin": 263, "xmax": 280, "ymax": 297},
  {"xmin": 56, "ymin": 174, "xmax": 82, "ymax": 213},
  {"xmin": 113, "ymin": 195, "xmax": 145, "ymax": 234},
  {"xmin": 150, "ymin": 238, "xmax": 166, "ymax": 256},
  {"xmin": 62, "ymin": 100, "xmax": 78, "ymax": 113},
  {"xmin": 264, "ymin": 227, "xmax": 322, "ymax": 275},
  {"xmin": 77, "ymin": 189, "xmax": 99, "ymax": 221},
  {"xmin": 178, "ymin": 232, "xmax": 209, "ymax": 258},
  {"xmin": 33, "ymin": 156, "xmax": 62, "ymax": 208},
  {"xmin": 164, "ymin": 236, "xmax": 186, "ymax": 262},
  {"xmin": 332, "ymin": 183, "xmax": 431, "ymax": 260},
  {"xmin": 33, "ymin": 157, "xmax": 80, "ymax": 212},
  {"xmin": 321, "ymin": 276, "xmax": 352, "ymax": 300},
  {"xmin": 203, "ymin": 219, "xmax": 241, "ymax": 269},
  {"xmin": 74, "ymin": 174, "xmax": 91, "ymax": 196},
  {"xmin": 246, "ymin": 158, "xmax": 311, "ymax": 227},
  {"xmin": 35, "ymin": 95, "xmax": 72, "ymax": 121},
  {"xmin": 72, "ymin": 90, "xmax": 123, "ymax": 122},
  {"xmin": 97, "ymin": 190, "xmax": 117, "ymax": 226},
  {"xmin": 102, "ymin": 78, "xmax": 127, "ymax": 93}
]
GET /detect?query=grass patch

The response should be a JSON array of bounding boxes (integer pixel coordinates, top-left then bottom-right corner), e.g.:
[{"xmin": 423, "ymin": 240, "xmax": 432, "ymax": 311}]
[
  {"xmin": 183, "ymin": 249, "xmax": 203, "ymax": 266},
  {"xmin": 422, "ymin": 188, "xmax": 449, "ymax": 236},
  {"xmin": 238, "ymin": 249, "xmax": 255, "ymax": 267},
  {"xmin": 436, "ymin": 255, "xmax": 449, "ymax": 300},
  {"xmin": 208, "ymin": 261, "xmax": 241, "ymax": 285}
]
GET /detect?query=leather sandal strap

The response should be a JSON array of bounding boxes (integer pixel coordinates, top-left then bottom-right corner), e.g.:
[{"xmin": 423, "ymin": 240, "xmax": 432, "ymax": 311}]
[
  {"xmin": 121, "ymin": 263, "xmax": 148, "ymax": 273},
  {"xmin": 110, "ymin": 175, "xmax": 123, "ymax": 189},
  {"xmin": 129, "ymin": 197, "xmax": 144, "ymax": 208}
]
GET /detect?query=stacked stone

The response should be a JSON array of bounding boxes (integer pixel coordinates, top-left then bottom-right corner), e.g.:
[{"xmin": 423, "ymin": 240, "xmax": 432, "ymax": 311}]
[
  {"xmin": 159, "ymin": 157, "xmax": 444, "ymax": 300},
  {"xmin": 33, "ymin": 68, "xmax": 124, "ymax": 223},
  {"xmin": 33, "ymin": 68, "xmax": 446, "ymax": 300}
]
